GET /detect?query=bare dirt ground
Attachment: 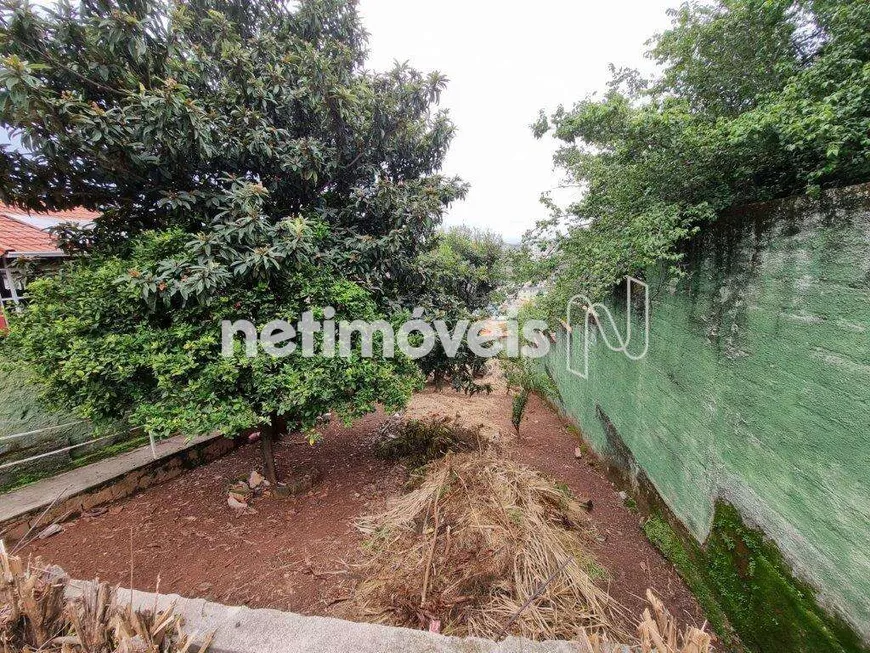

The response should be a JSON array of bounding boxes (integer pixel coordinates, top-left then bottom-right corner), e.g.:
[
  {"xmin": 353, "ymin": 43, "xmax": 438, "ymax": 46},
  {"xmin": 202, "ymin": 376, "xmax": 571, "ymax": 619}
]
[{"xmin": 21, "ymin": 372, "xmax": 706, "ymax": 630}]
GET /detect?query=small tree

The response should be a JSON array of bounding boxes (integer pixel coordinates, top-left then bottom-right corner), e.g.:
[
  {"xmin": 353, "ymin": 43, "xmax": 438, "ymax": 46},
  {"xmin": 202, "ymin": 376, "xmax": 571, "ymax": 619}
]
[
  {"xmin": 502, "ymin": 354, "xmax": 556, "ymax": 438},
  {"xmin": 421, "ymin": 226, "xmax": 506, "ymax": 312},
  {"xmin": 416, "ymin": 226, "xmax": 507, "ymax": 393}
]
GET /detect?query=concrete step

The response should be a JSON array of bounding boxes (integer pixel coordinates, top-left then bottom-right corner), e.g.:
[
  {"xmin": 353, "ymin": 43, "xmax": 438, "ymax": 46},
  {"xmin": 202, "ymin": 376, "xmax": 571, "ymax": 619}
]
[
  {"xmin": 81, "ymin": 582, "xmax": 609, "ymax": 653},
  {"xmin": 0, "ymin": 432, "xmax": 236, "ymax": 541}
]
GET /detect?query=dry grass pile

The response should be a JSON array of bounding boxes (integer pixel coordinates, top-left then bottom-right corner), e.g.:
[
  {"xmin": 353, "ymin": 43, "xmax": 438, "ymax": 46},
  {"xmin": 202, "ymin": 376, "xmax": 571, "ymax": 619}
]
[
  {"xmin": 0, "ymin": 542, "xmax": 211, "ymax": 653},
  {"xmin": 373, "ymin": 416, "xmax": 483, "ymax": 469},
  {"xmin": 571, "ymin": 589, "xmax": 713, "ymax": 652},
  {"xmin": 352, "ymin": 452, "xmax": 634, "ymax": 642},
  {"xmin": 636, "ymin": 590, "xmax": 712, "ymax": 653}
]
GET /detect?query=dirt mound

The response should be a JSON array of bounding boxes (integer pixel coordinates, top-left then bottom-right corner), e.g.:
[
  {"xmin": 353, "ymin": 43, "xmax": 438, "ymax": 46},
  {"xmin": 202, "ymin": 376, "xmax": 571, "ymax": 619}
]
[{"xmin": 351, "ymin": 452, "xmax": 633, "ymax": 641}]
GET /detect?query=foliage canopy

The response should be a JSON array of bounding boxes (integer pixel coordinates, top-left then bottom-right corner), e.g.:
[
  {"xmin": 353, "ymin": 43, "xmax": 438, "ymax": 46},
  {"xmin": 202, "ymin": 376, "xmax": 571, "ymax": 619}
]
[
  {"xmin": 416, "ymin": 226, "xmax": 507, "ymax": 393},
  {"xmin": 0, "ymin": 0, "xmax": 467, "ymax": 309},
  {"xmin": 525, "ymin": 0, "xmax": 870, "ymax": 320},
  {"xmin": 0, "ymin": 0, "xmax": 474, "ymax": 479}
]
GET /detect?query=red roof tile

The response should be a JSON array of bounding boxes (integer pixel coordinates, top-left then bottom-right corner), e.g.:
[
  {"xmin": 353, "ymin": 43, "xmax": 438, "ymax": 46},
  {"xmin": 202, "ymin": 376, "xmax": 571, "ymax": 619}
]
[
  {"xmin": 0, "ymin": 213, "xmax": 59, "ymax": 256},
  {"xmin": 0, "ymin": 205, "xmax": 99, "ymax": 257},
  {"xmin": 0, "ymin": 203, "xmax": 99, "ymax": 223}
]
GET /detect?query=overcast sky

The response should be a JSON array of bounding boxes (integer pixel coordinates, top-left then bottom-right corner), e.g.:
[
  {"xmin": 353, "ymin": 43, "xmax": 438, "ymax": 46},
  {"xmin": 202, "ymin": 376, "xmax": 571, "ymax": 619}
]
[{"xmin": 360, "ymin": 0, "xmax": 676, "ymax": 242}]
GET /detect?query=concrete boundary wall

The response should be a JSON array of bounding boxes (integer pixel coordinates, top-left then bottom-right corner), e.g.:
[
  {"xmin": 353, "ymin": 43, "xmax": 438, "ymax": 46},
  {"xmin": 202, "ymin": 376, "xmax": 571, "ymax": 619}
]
[
  {"xmin": 541, "ymin": 184, "xmax": 870, "ymax": 642},
  {"xmin": 70, "ymin": 582, "xmax": 593, "ymax": 653},
  {"xmin": 0, "ymin": 433, "xmax": 238, "ymax": 542},
  {"xmin": 0, "ymin": 362, "xmax": 110, "ymax": 488}
]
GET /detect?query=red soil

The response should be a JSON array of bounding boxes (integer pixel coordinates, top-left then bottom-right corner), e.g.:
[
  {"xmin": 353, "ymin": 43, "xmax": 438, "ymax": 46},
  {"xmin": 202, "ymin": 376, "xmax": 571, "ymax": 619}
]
[{"xmin": 21, "ymin": 384, "xmax": 706, "ymax": 630}]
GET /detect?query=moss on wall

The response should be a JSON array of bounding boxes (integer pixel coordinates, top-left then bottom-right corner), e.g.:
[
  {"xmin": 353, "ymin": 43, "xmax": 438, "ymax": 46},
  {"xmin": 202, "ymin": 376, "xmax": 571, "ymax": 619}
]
[
  {"xmin": 540, "ymin": 184, "xmax": 870, "ymax": 646},
  {"xmin": 644, "ymin": 504, "xmax": 867, "ymax": 653}
]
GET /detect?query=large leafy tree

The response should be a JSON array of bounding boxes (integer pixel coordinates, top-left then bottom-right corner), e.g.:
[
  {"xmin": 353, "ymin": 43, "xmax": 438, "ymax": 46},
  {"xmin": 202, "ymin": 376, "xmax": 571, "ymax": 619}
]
[
  {"xmin": 525, "ymin": 0, "xmax": 870, "ymax": 320},
  {"xmin": 0, "ymin": 0, "xmax": 465, "ymax": 306},
  {"xmin": 0, "ymin": 0, "xmax": 467, "ymax": 484}
]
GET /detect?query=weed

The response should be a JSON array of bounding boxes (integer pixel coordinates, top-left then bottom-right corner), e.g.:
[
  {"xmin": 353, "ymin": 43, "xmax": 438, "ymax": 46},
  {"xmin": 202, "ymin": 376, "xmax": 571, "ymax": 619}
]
[{"xmin": 374, "ymin": 416, "xmax": 481, "ymax": 469}]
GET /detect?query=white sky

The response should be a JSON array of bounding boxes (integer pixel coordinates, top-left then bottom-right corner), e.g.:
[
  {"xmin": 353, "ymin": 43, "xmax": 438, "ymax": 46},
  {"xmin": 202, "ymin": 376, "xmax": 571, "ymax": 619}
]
[{"xmin": 360, "ymin": 0, "xmax": 675, "ymax": 242}]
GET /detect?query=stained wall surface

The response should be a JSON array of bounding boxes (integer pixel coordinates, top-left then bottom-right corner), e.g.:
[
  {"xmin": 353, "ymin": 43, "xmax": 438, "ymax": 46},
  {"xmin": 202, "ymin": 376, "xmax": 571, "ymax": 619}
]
[{"xmin": 542, "ymin": 186, "xmax": 870, "ymax": 640}]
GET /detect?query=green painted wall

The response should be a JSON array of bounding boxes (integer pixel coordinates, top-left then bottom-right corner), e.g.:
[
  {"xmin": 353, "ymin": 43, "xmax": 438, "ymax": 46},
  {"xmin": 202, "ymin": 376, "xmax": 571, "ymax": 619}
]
[{"xmin": 542, "ymin": 185, "xmax": 870, "ymax": 643}]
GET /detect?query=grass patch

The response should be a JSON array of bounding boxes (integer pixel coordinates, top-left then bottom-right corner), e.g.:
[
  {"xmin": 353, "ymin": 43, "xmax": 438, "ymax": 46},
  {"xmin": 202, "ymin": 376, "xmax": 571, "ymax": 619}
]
[
  {"xmin": 1, "ymin": 359, "xmax": 133, "ymax": 493},
  {"xmin": 554, "ymin": 480, "xmax": 573, "ymax": 498}
]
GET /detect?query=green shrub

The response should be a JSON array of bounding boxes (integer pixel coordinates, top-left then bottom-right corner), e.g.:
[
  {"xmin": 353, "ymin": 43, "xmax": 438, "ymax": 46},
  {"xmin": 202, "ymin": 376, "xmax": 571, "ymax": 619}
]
[{"xmin": 373, "ymin": 416, "xmax": 481, "ymax": 469}]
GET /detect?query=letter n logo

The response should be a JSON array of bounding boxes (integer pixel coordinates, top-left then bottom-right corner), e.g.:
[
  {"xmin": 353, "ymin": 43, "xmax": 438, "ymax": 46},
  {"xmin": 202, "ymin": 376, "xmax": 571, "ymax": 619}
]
[{"xmin": 566, "ymin": 277, "xmax": 649, "ymax": 379}]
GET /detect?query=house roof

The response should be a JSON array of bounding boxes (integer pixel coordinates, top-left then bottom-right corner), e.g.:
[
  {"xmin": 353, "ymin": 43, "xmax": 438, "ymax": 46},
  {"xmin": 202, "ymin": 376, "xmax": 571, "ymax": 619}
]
[{"xmin": 0, "ymin": 204, "xmax": 99, "ymax": 258}]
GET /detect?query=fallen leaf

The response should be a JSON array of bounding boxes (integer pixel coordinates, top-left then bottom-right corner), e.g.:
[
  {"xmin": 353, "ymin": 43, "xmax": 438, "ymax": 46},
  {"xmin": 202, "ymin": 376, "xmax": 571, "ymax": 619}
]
[
  {"xmin": 249, "ymin": 470, "xmax": 265, "ymax": 489},
  {"xmin": 227, "ymin": 495, "xmax": 247, "ymax": 510}
]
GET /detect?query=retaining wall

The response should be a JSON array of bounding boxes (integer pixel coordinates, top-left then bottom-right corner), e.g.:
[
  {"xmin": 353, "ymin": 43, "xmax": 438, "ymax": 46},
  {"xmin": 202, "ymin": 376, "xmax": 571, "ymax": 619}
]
[
  {"xmin": 0, "ymin": 432, "xmax": 236, "ymax": 542},
  {"xmin": 542, "ymin": 184, "xmax": 870, "ymax": 642},
  {"xmin": 0, "ymin": 362, "xmax": 133, "ymax": 489}
]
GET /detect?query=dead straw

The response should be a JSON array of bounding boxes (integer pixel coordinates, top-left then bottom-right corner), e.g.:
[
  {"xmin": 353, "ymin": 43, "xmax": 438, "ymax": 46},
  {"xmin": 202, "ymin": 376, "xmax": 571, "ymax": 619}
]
[
  {"xmin": 0, "ymin": 542, "xmax": 213, "ymax": 652},
  {"xmin": 352, "ymin": 452, "xmax": 634, "ymax": 642},
  {"xmin": 11, "ymin": 485, "xmax": 72, "ymax": 555},
  {"xmin": 494, "ymin": 556, "xmax": 575, "ymax": 640},
  {"xmin": 351, "ymin": 452, "xmax": 714, "ymax": 652}
]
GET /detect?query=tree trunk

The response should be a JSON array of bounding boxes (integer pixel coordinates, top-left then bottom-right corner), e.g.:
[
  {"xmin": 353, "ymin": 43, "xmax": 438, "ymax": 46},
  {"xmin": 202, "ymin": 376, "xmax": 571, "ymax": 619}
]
[
  {"xmin": 260, "ymin": 415, "xmax": 280, "ymax": 486},
  {"xmin": 274, "ymin": 414, "xmax": 288, "ymax": 441}
]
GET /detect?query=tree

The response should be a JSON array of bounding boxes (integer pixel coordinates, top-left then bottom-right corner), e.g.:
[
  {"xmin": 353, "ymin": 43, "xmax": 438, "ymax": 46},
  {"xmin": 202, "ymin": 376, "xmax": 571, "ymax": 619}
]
[
  {"xmin": 525, "ymin": 0, "xmax": 870, "ymax": 320},
  {"xmin": 421, "ymin": 226, "xmax": 506, "ymax": 312},
  {"xmin": 0, "ymin": 0, "xmax": 466, "ymax": 483},
  {"xmin": 649, "ymin": 0, "xmax": 803, "ymax": 117},
  {"xmin": 0, "ymin": 0, "xmax": 466, "ymax": 306},
  {"xmin": 6, "ymin": 182, "xmax": 422, "ymax": 486},
  {"xmin": 416, "ymin": 226, "xmax": 507, "ymax": 393}
]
